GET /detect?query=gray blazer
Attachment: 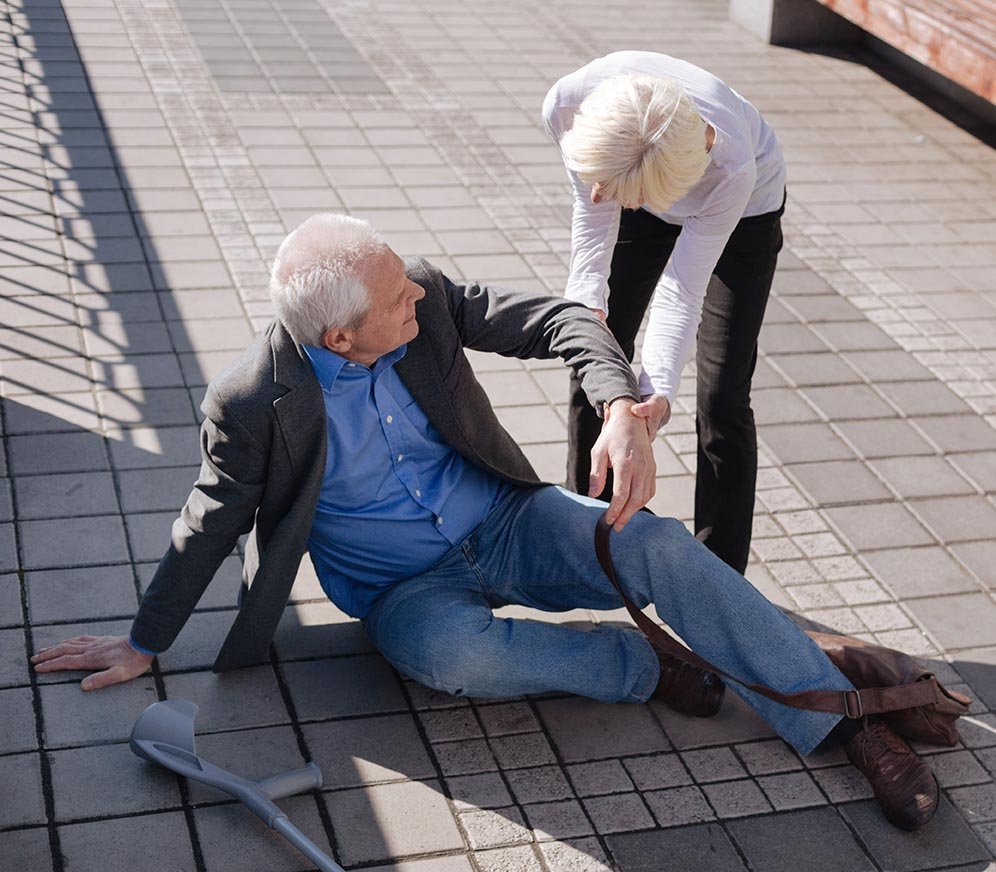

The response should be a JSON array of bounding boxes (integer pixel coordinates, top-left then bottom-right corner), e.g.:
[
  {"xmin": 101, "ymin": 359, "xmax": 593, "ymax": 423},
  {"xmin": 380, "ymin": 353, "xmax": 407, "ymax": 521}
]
[{"xmin": 131, "ymin": 258, "xmax": 640, "ymax": 671}]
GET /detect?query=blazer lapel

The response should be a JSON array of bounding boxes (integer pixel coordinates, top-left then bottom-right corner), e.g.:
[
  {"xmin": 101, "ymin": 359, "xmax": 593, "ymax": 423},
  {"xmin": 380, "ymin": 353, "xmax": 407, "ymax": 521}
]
[{"xmin": 270, "ymin": 322, "xmax": 326, "ymax": 479}]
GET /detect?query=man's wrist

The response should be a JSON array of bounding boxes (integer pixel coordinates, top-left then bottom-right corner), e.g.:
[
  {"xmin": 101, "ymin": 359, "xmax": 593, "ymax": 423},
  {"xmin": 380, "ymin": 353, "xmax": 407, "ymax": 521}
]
[{"xmin": 127, "ymin": 636, "xmax": 158, "ymax": 658}]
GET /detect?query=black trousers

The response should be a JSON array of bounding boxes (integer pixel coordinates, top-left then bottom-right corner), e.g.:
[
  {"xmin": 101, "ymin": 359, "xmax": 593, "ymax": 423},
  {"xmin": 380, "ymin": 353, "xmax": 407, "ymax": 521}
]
[{"xmin": 566, "ymin": 197, "xmax": 785, "ymax": 573}]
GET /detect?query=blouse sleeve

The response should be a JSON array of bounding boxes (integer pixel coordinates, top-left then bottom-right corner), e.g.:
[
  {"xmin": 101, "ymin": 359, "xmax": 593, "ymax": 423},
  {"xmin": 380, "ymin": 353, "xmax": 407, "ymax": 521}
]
[{"xmin": 638, "ymin": 162, "xmax": 757, "ymax": 405}]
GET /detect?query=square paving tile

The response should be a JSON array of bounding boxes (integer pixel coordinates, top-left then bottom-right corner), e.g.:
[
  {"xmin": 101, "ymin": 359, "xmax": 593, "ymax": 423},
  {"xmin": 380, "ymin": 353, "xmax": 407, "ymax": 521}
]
[
  {"xmin": 535, "ymin": 698, "xmax": 669, "ymax": 762},
  {"xmin": 905, "ymin": 593, "xmax": 996, "ymax": 650},
  {"xmin": 877, "ymin": 381, "xmax": 971, "ymax": 416},
  {"xmin": 787, "ymin": 460, "xmax": 892, "ymax": 505},
  {"xmin": 161, "ymin": 667, "xmax": 289, "ymax": 732},
  {"xmin": 769, "ymin": 353, "xmax": 863, "ymax": 387},
  {"xmin": 910, "ymin": 495, "xmax": 996, "ymax": 543},
  {"xmin": 525, "ymin": 799, "xmax": 594, "ymax": 840},
  {"xmin": 842, "ymin": 351, "xmax": 932, "ymax": 382},
  {"xmin": 0, "ymin": 828, "xmax": 51, "ymax": 871},
  {"xmin": 869, "ymin": 456, "xmax": 975, "ymax": 499},
  {"xmin": 448, "ymin": 772, "xmax": 514, "ymax": 810},
  {"xmin": 325, "ymin": 779, "xmax": 463, "ymax": 865},
  {"xmin": 26, "ymin": 564, "xmax": 137, "ymax": 623},
  {"xmin": 581, "ymin": 793, "xmax": 653, "ymax": 835},
  {"xmin": 952, "ymin": 648, "xmax": 996, "ymax": 710},
  {"xmin": 862, "ymin": 546, "xmax": 979, "ymax": 597},
  {"xmin": 0, "ymin": 753, "xmax": 47, "ymax": 827},
  {"xmin": 841, "ymin": 797, "xmax": 991, "ymax": 871},
  {"xmin": 282, "ymin": 655, "xmax": 406, "ymax": 719},
  {"xmin": 195, "ymin": 795, "xmax": 333, "ymax": 872},
  {"xmin": 825, "ymin": 503, "xmax": 934, "ymax": 551},
  {"xmin": 761, "ymin": 423, "xmax": 854, "ymax": 464},
  {"xmin": 836, "ymin": 419, "xmax": 936, "ymax": 459},
  {"xmin": 914, "ymin": 415, "xmax": 996, "ymax": 453},
  {"xmin": 949, "ymin": 541, "xmax": 996, "ymax": 590},
  {"xmin": 649, "ymin": 692, "xmax": 776, "ymax": 749},
  {"xmin": 801, "ymin": 384, "xmax": 895, "ymax": 420},
  {"xmin": 19, "ymin": 514, "xmax": 129, "ymax": 569},
  {"xmin": 607, "ymin": 822, "xmax": 747, "ymax": 872},
  {"xmin": 0, "ymin": 686, "xmax": 37, "ymax": 753},
  {"xmin": 727, "ymin": 807, "xmax": 874, "ymax": 871},
  {"xmin": 301, "ymin": 713, "xmax": 434, "ymax": 789},
  {"xmin": 58, "ymin": 812, "xmax": 196, "ymax": 872},
  {"xmin": 0, "ymin": 626, "xmax": 29, "ymax": 687},
  {"xmin": 48, "ymin": 741, "xmax": 181, "ymax": 821},
  {"xmin": 701, "ymin": 779, "xmax": 771, "ymax": 818}
]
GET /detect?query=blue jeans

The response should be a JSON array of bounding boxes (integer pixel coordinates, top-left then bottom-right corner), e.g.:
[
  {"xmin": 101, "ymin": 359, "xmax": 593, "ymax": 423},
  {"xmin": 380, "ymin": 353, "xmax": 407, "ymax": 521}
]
[{"xmin": 363, "ymin": 486, "xmax": 853, "ymax": 755}]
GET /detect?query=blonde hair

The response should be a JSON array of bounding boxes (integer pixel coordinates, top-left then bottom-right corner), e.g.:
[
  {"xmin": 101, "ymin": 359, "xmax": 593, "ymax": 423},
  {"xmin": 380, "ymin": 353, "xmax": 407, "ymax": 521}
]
[
  {"xmin": 269, "ymin": 213, "xmax": 385, "ymax": 346},
  {"xmin": 560, "ymin": 74, "xmax": 711, "ymax": 212}
]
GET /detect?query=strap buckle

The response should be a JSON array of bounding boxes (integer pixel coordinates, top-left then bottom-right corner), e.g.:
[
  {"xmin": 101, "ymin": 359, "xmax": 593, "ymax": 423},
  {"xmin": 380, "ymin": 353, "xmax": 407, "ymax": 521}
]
[{"xmin": 843, "ymin": 690, "xmax": 864, "ymax": 719}]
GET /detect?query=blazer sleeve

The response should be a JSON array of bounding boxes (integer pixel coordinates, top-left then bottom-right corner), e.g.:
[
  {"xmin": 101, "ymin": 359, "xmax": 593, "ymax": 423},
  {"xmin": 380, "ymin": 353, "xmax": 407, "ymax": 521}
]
[
  {"xmin": 412, "ymin": 258, "xmax": 640, "ymax": 418},
  {"xmin": 129, "ymin": 383, "xmax": 269, "ymax": 654}
]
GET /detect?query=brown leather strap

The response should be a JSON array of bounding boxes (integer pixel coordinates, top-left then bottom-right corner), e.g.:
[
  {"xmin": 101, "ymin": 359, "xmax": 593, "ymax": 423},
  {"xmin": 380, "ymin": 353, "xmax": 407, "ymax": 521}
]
[{"xmin": 594, "ymin": 517, "xmax": 942, "ymax": 718}]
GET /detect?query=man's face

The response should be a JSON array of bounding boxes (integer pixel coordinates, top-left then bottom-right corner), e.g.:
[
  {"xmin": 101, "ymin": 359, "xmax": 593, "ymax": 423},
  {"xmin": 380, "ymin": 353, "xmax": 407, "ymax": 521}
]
[{"xmin": 335, "ymin": 246, "xmax": 425, "ymax": 365}]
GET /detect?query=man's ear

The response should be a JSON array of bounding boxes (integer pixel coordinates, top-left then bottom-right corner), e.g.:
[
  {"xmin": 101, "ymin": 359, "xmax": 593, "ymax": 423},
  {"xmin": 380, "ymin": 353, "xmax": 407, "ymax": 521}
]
[{"xmin": 321, "ymin": 327, "xmax": 352, "ymax": 356}]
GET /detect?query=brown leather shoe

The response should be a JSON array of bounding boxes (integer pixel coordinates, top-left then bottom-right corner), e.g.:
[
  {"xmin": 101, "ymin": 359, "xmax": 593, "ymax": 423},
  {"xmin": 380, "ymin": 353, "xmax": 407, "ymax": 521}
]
[
  {"xmin": 652, "ymin": 649, "xmax": 725, "ymax": 717},
  {"xmin": 844, "ymin": 719, "xmax": 939, "ymax": 831}
]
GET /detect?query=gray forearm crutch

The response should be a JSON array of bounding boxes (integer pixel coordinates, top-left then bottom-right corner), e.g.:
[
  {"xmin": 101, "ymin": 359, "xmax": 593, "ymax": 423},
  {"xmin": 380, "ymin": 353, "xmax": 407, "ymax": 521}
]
[{"xmin": 130, "ymin": 699, "xmax": 344, "ymax": 872}]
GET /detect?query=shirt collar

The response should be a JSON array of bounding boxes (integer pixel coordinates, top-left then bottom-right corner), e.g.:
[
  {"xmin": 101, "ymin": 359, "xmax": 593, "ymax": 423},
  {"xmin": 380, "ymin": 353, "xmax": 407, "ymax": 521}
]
[{"xmin": 303, "ymin": 343, "xmax": 408, "ymax": 390}]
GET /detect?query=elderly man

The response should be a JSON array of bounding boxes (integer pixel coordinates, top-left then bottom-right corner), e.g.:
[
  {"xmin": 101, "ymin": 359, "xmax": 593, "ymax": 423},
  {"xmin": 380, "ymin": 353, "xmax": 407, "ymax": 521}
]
[{"xmin": 34, "ymin": 214, "xmax": 936, "ymax": 831}]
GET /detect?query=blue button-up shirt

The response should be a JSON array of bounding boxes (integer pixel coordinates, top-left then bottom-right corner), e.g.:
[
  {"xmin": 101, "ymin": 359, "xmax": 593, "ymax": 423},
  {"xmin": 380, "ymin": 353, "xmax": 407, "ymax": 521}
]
[{"xmin": 302, "ymin": 343, "xmax": 505, "ymax": 617}]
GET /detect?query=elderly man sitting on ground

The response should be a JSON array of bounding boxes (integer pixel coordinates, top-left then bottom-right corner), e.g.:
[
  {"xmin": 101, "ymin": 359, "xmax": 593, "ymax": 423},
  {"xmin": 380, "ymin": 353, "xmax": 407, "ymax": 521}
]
[{"xmin": 33, "ymin": 213, "xmax": 938, "ymax": 831}]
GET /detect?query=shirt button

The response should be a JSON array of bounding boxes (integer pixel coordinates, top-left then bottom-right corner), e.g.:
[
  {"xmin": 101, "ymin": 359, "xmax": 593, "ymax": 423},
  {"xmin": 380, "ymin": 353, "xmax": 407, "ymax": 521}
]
[
  {"xmin": 436, "ymin": 516, "xmax": 443, "ymax": 525},
  {"xmin": 397, "ymin": 453, "xmax": 404, "ymax": 462},
  {"xmin": 347, "ymin": 363, "xmax": 356, "ymax": 368},
  {"xmin": 415, "ymin": 489, "xmax": 422, "ymax": 497},
  {"xmin": 386, "ymin": 415, "xmax": 393, "ymax": 424}
]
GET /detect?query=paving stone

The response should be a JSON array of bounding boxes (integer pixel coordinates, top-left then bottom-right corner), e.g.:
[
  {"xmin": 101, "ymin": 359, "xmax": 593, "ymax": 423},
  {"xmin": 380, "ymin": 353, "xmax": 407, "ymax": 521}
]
[
  {"xmin": 906, "ymin": 593, "xmax": 996, "ymax": 650},
  {"xmin": 950, "ymin": 540, "xmax": 996, "ymax": 591},
  {"xmin": 281, "ymin": 654, "xmax": 405, "ymax": 719},
  {"xmin": 770, "ymin": 353, "xmax": 863, "ymax": 387},
  {"xmin": 581, "ymin": 792, "xmax": 653, "ymax": 835},
  {"xmin": 949, "ymin": 782, "xmax": 996, "ymax": 823},
  {"xmin": 160, "ymin": 667, "xmax": 289, "ymax": 733},
  {"xmin": 760, "ymin": 322, "xmax": 829, "ymax": 354},
  {"xmin": 757, "ymin": 770, "xmax": 827, "ymax": 810},
  {"xmin": 877, "ymin": 381, "xmax": 972, "ymax": 416},
  {"xmin": 648, "ymin": 692, "xmax": 776, "ymax": 749},
  {"xmin": 525, "ymin": 799, "xmax": 594, "ymax": 840},
  {"xmin": 952, "ymin": 648, "xmax": 996, "ymax": 710},
  {"xmin": 811, "ymin": 765, "xmax": 875, "ymax": 802},
  {"xmin": 19, "ymin": 514, "xmax": 129, "ymax": 569},
  {"xmin": 461, "ymin": 807, "xmax": 532, "ymax": 850},
  {"xmin": 842, "ymin": 797, "xmax": 992, "ymax": 871},
  {"xmin": 491, "ymin": 733, "xmax": 557, "ymax": 769},
  {"xmin": 870, "ymin": 456, "xmax": 975, "ymax": 499},
  {"xmin": 0, "ymin": 572, "xmax": 22, "ymax": 627},
  {"xmin": 0, "ymin": 626, "xmax": 29, "ymax": 688},
  {"xmin": 58, "ymin": 812, "xmax": 196, "ymax": 872},
  {"xmin": 801, "ymin": 384, "xmax": 896, "ymax": 420},
  {"xmin": 950, "ymin": 452, "xmax": 996, "ymax": 493},
  {"xmin": 535, "ymin": 698, "xmax": 669, "ymax": 762},
  {"xmin": 622, "ymin": 753, "xmax": 693, "ymax": 790},
  {"xmin": 327, "ymin": 779, "xmax": 463, "ymax": 864},
  {"xmin": 505, "ymin": 765, "xmax": 573, "ymax": 805},
  {"xmin": 927, "ymin": 750, "xmax": 993, "ymax": 788},
  {"xmin": 0, "ymin": 827, "xmax": 51, "ymax": 871},
  {"xmin": 752, "ymin": 387, "xmax": 821, "ymax": 425},
  {"xmin": 837, "ymin": 420, "xmax": 938, "ymax": 460},
  {"xmin": 914, "ymin": 415, "xmax": 996, "ymax": 453},
  {"xmin": 680, "ymin": 747, "xmax": 748, "ymax": 783},
  {"xmin": 537, "ymin": 836, "xmax": 613, "ymax": 871},
  {"xmin": 761, "ymin": 422, "xmax": 854, "ymax": 464},
  {"xmin": 300, "ymin": 713, "xmax": 434, "ymax": 789},
  {"xmin": 727, "ymin": 807, "xmax": 874, "ymax": 872},
  {"xmin": 863, "ymin": 546, "xmax": 979, "ymax": 597},
  {"xmin": 365, "ymin": 860, "xmax": 473, "ymax": 872},
  {"xmin": 432, "ymin": 737, "xmax": 499, "ymax": 776},
  {"xmin": 475, "ymin": 845, "xmax": 543, "ymax": 872},
  {"xmin": 642, "ymin": 784, "xmax": 715, "ymax": 828},
  {"xmin": 419, "ymin": 707, "xmax": 483, "ymax": 742},
  {"xmin": 0, "ymin": 523, "xmax": 16, "ymax": 573},
  {"xmin": 478, "ymin": 702, "xmax": 540, "ymax": 736},
  {"xmin": 607, "ymin": 823, "xmax": 747, "ymax": 872},
  {"xmin": 825, "ymin": 503, "xmax": 934, "ymax": 551},
  {"xmin": 842, "ymin": 350, "xmax": 933, "ymax": 382},
  {"xmin": 911, "ymin": 495, "xmax": 996, "ymax": 543},
  {"xmin": 702, "ymin": 779, "xmax": 772, "ymax": 818},
  {"xmin": 272, "ymin": 598, "xmax": 375, "ymax": 658},
  {"xmin": 0, "ymin": 752, "xmax": 47, "ymax": 827},
  {"xmin": 183, "ymin": 724, "xmax": 306, "ymax": 804},
  {"xmin": 0, "ymin": 686, "xmax": 37, "ymax": 752},
  {"xmin": 8, "ymin": 431, "xmax": 108, "ymax": 475},
  {"xmin": 49, "ymin": 740, "xmax": 182, "ymax": 821},
  {"xmin": 195, "ymin": 795, "xmax": 333, "ymax": 872},
  {"xmin": 448, "ymin": 772, "xmax": 514, "ymax": 810},
  {"xmin": 566, "ymin": 760, "xmax": 634, "ymax": 797},
  {"xmin": 14, "ymin": 470, "xmax": 119, "ymax": 519}
]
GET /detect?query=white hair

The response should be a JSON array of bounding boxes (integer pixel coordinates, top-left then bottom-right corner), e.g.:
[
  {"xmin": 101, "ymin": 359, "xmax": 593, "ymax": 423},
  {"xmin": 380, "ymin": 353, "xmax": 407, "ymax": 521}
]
[
  {"xmin": 560, "ymin": 74, "xmax": 711, "ymax": 213},
  {"xmin": 269, "ymin": 213, "xmax": 386, "ymax": 347}
]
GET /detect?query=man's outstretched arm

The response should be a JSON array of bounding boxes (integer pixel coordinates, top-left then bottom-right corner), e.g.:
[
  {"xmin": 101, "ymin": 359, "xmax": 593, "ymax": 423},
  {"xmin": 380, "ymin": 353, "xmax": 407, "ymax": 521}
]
[
  {"xmin": 32, "ymin": 384, "xmax": 269, "ymax": 690},
  {"xmin": 412, "ymin": 258, "xmax": 655, "ymax": 528}
]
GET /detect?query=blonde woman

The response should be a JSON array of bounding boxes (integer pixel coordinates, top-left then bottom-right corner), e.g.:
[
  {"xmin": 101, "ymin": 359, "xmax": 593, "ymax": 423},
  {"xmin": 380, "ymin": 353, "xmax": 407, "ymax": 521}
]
[{"xmin": 544, "ymin": 51, "xmax": 787, "ymax": 573}]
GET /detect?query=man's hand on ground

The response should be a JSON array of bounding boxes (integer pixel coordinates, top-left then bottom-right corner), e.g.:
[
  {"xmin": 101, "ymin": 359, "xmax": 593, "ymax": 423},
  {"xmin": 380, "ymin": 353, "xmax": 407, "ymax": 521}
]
[
  {"xmin": 630, "ymin": 393, "xmax": 671, "ymax": 438},
  {"xmin": 31, "ymin": 635, "xmax": 154, "ymax": 691},
  {"xmin": 589, "ymin": 397, "xmax": 657, "ymax": 531}
]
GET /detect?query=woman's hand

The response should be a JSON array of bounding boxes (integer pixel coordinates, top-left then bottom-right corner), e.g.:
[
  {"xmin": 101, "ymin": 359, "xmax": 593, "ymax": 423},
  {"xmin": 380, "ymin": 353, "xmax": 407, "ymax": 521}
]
[
  {"xmin": 589, "ymin": 307, "xmax": 607, "ymax": 322},
  {"xmin": 32, "ymin": 635, "xmax": 154, "ymax": 691},
  {"xmin": 630, "ymin": 393, "xmax": 671, "ymax": 438}
]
